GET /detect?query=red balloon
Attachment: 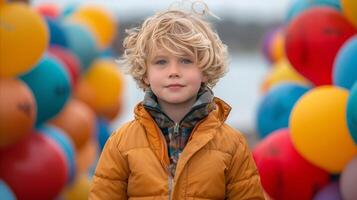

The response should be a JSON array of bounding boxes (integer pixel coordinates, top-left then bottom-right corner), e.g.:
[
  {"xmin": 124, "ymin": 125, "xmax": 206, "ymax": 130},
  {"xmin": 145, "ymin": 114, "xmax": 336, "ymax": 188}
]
[
  {"xmin": 48, "ymin": 46, "xmax": 81, "ymax": 87},
  {"xmin": 253, "ymin": 129, "xmax": 330, "ymax": 200},
  {"xmin": 0, "ymin": 133, "xmax": 68, "ymax": 200},
  {"xmin": 285, "ymin": 7, "xmax": 357, "ymax": 86},
  {"xmin": 36, "ymin": 3, "xmax": 60, "ymax": 19}
]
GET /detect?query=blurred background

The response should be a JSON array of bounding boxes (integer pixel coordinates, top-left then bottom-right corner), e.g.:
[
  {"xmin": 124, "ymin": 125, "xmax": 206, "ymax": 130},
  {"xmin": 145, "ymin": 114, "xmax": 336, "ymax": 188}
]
[{"xmin": 0, "ymin": 0, "xmax": 357, "ymax": 199}]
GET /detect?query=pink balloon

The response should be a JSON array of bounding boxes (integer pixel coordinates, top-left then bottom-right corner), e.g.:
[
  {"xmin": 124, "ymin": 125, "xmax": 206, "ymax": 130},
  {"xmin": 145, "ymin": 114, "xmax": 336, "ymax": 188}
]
[{"xmin": 340, "ymin": 156, "xmax": 357, "ymax": 200}]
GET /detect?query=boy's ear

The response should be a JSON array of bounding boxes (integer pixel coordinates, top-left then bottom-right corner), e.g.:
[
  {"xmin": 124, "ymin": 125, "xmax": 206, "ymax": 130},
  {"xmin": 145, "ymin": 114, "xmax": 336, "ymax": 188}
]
[{"xmin": 143, "ymin": 76, "xmax": 150, "ymax": 85}]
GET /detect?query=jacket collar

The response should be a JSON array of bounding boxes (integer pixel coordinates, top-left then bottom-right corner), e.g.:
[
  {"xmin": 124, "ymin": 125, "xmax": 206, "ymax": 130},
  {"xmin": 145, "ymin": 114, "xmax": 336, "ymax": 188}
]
[{"xmin": 134, "ymin": 97, "xmax": 231, "ymax": 167}]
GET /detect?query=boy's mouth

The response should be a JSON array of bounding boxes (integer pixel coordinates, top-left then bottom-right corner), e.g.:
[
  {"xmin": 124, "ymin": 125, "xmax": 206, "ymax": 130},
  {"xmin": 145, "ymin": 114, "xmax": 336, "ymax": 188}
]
[{"xmin": 166, "ymin": 84, "xmax": 185, "ymax": 89}]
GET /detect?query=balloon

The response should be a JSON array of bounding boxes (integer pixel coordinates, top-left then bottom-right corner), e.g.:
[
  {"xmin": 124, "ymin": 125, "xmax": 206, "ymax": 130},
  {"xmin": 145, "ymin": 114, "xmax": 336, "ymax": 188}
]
[
  {"xmin": 347, "ymin": 82, "xmax": 357, "ymax": 144},
  {"xmin": 256, "ymin": 83, "xmax": 310, "ymax": 138},
  {"xmin": 286, "ymin": 0, "xmax": 341, "ymax": 22},
  {"xmin": 96, "ymin": 118, "xmax": 112, "ymax": 151},
  {"xmin": 333, "ymin": 35, "xmax": 357, "ymax": 90},
  {"xmin": 262, "ymin": 27, "xmax": 276, "ymax": 62},
  {"xmin": 340, "ymin": 156, "xmax": 357, "ymax": 200},
  {"xmin": 39, "ymin": 125, "xmax": 76, "ymax": 185},
  {"xmin": 0, "ymin": 3, "xmax": 48, "ymax": 77},
  {"xmin": 45, "ymin": 17, "xmax": 68, "ymax": 48},
  {"xmin": 75, "ymin": 59, "xmax": 125, "ymax": 113},
  {"xmin": 285, "ymin": 7, "xmax": 357, "ymax": 86},
  {"xmin": 98, "ymin": 100, "xmax": 122, "ymax": 121},
  {"xmin": 341, "ymin": 0, "xmax": 357, "ymax": 27},
  {"xmin": 261, "ymin": 59, "xmax": 311, "ymax": 93},
  {"xmin": 48, "ymin": 46, "xmax": 81, "ymax": 87},
  {"xmin": 253, "ymin": 129, "xmax": 330, "ymax": 200},
  {"xmin": 62, "ymin": 174, "xmax": 91, "ymax": 200},
  {"xmin": 290, "ymin": 86, "xmax": 357, "ymax": 173},
  {"xmin": 71, "ymin": 6, "xmax": 117, "ymax": 49},
  {"xmin": 50, "ymin": 99, "xmax": 96, "ymax": 150},
  {"xmin": 62, "ymin": 22, "xmax": 99, "ymax": 70},
  {"xmin": 313, "ymin": 182, "xmax": 342, "ymax": 200},
  {"xmin": 60, "ymin": 3, "xmax": 79, "ymax": 18},
  {"xmin": 76, "ymin": 137, "xmax": 98, "ymax": 175},
  {"xmin": 0, "ymin": 180, "xmax": 16, "ymax": 200},
  {"xmin": 20, "ymin": 56, "xmax": 71, "ymax": 126},
  {"xmin": 0, "ymin": 79, "xmax": 36, "ymax": 148},
  {"xmin": 36, "ymin": 3, "xmax": 60, "ymax": 19},
  {"xmin": 270, "ymin": 28, "xmax": 285, "ymax": 63},
  {"xmin": 0, "ymin": 133, "xmax": 68, "ymax": 200}
]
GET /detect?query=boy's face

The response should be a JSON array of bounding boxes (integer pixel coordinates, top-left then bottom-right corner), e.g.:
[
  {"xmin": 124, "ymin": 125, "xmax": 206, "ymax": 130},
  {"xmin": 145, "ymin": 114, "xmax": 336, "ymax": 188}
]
[{"xmin": 144, "ymin": 48, "xmax": 207, "ymax": 105}]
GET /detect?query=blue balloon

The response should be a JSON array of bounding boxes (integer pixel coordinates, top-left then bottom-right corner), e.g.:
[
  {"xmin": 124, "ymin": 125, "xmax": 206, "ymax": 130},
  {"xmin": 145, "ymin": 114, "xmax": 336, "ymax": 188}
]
[
  {"xmin": 0, "ymin": 180, "xmax": 16, "ymax": 200},
  {"xmin": 96, "ymin": 118, "xmax": 112, "ymax": 151},
  {"xmin": 38, "ymin": 125, "xmax": 76, "ymax": 185},
  {"xmin": 286, "ymin": 0, "xmax": 341, "ymax": 22},
  {"xmin": 20, "ymin": 55, "xmax": 71, "ymax": 126},
  {"xmin": 46, "ymin": 17, "xmax": 68, "ymax": 48},
  {"xmin": 333, "ymin": 36, "xmax": 357, "ymax": 90},
  {"xmin": 347, "ymin": 82, "xmax": 357, "ymax": 145},
  {"xmin": 63, "ymin": 22, "xmax": 99, "ymax": 70},
  {"xmin": 256, "ymin": 83, "xmax": 310, "ymax": 138}
]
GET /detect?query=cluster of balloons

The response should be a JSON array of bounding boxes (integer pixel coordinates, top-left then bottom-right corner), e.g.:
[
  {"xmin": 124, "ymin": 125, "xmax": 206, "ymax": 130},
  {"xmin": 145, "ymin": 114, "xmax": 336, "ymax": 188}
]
[
  {"xmin": 255, "ymin": 0, "xmax": 357, "ymax": 199},
  {"xmin": 0, "ymin": 1, "xmax": 125, "ymax": 199}
]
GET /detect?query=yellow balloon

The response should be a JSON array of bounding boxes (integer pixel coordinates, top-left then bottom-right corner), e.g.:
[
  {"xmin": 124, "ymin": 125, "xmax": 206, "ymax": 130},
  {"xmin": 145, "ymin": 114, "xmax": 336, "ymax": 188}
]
[
  {"xmin": 261, "ymin": 59, "xmax": 311, "ymax": 93},
  {"xmin": 290, "ymin": 86, "xmax": 357, "ymax": 173},
  {"xmin": 0, "ymin": 3, "xmax": 48, "ymax": 77},
  {"xmin": 75, "ymin": 59, "xmax": 125, "ymax": 113},
  {"xmin": 63, "ymin": 174, "xmax": 92, "ymax": 200},
  {"xmin": 71, "ymin": 6, "xmax": 116, "ymax": 49},
  {"xmin": 341, "ymin": 0, "xmax": 357, "ymax": 27}
]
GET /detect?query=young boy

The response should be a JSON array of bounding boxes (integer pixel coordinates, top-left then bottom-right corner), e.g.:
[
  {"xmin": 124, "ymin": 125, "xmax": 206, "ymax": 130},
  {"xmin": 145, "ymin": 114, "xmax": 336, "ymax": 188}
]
[{"xmin": 90, "ymin": 6, "xmax": 265, "ymax": 200}]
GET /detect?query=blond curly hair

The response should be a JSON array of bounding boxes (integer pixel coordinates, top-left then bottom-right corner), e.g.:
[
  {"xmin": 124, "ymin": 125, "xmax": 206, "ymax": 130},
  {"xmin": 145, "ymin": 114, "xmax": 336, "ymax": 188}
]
[{"xmin": 119, "ymin": 8, "xmax": 228, "ymax": 90}]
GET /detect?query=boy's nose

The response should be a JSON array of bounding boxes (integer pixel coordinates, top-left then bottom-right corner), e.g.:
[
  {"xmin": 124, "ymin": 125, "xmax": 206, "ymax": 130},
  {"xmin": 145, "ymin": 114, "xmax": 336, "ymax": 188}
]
[{"xmin": 168, "ymin": 63, "xmax": 181, "ymax": 78}]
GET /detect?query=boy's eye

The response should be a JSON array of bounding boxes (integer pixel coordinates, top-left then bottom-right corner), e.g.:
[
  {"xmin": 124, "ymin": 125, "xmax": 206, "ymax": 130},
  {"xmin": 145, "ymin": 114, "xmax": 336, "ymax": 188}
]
[
  {"xmin": 181, "ymin": 58, "xmax": 192, "ymax": 64},
  {"xmin": 155, "ymin": 60, "xmax": 167, "ymax": 65}
]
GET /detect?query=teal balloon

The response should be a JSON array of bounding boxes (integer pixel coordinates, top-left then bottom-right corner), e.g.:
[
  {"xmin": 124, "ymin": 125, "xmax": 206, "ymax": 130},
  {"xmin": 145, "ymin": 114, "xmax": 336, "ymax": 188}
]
[
  {"xmin": 333, "ymin": 36, "xmax": 357, "ymax": 90},
  {"xmin": 39, "ymin": 125, "xmax": 76, "ymax": 185},
  {"xmin": 20, "ymin": 56, "xmax": 71, "ymax": 126},
  {"xmin": 286, "ymin": 0, "xmax": 341, "ymax": 22},
  {"xmin": 256, "ymin": 83, "xmax": 310, "ymax": 138},
  {"xmin": 63, "ymin": 22, "xmax": 99, "ymax": 70},
  {"xmin": 347, "ymin": 82, "xmax": 357, "ymax": 144},
  {"xmin": 0, "ymin": 180, "xmax": 16, "ymax": 200},
  {"xmin": 60, "ymin": 3, "xmax": 79, "ymax": 18}
]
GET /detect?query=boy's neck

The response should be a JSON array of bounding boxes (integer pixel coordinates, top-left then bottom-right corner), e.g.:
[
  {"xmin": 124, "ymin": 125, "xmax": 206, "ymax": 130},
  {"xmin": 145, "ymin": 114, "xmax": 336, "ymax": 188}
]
[{"xmin": 157, "ymin": 97, "xmax": 197, "ymax": 123}]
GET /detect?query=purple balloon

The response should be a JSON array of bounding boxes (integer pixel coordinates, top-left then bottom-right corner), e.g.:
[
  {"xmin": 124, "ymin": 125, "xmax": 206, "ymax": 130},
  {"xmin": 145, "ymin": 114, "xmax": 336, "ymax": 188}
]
[
  {"xmin": 341, "ymin": 156, "xmax": 357, "ymax": 200},
  {"xmin": 314, "ymin": 182, "xmax": 342, "ymax": 200},
  {"xmin": 261, "ymin": 27, "xmax": 280, "ymax": 63}
]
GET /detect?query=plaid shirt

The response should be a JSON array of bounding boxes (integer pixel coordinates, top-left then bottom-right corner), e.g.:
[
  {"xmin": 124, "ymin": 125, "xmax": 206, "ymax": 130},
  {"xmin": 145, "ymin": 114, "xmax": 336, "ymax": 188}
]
[{"xmin": 143, "ymin": 85, "xmax": 215, "ymax": 177}]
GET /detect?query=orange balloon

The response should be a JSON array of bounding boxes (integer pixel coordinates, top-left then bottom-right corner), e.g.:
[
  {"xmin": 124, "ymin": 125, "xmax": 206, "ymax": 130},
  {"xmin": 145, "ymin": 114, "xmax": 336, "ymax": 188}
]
[
  {"xmin": 76, "ymin": 137, "xmax": 98, "ymax": 174},
  {"xmin": 98, "ymin": 100, "xmax": 123, "ymax": 121},
  {"xmin": 0, "ymin": 78, "xmax": 36, "ymax": 148},
  {"xmin": 50, "ymin": 99, "xmax": 96, "ymax": 150}
]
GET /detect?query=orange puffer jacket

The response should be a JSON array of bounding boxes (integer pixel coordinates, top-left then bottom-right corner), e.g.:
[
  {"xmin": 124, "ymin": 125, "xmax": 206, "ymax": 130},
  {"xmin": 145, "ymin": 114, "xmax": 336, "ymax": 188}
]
[{"xmin": 89, "ymin": 98, "xmax": 265, "ymax": 199}]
